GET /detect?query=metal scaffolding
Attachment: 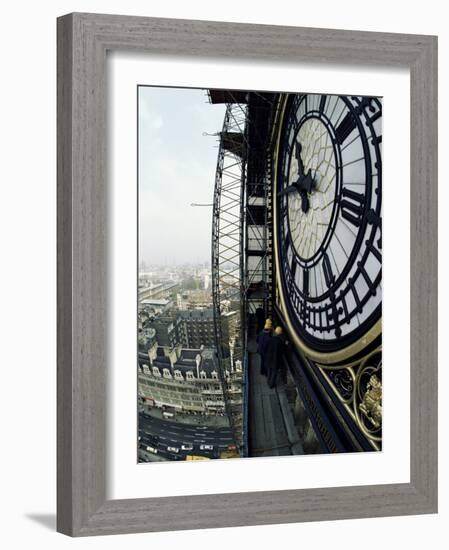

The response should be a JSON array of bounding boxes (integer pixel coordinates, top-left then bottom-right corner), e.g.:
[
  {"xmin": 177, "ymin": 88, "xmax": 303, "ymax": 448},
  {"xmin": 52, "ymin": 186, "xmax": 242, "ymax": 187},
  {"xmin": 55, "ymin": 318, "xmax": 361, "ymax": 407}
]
[
  {"xmin": 209, "ymin": 91, "xmax": 280, "ymax": 451},
  {"xmin": 211, "ymin": 100, "xmax": 248, "ymax": 448},
  {"xmin": 244, "ymin": 92, "xmax": 280, "ymax": 323}
]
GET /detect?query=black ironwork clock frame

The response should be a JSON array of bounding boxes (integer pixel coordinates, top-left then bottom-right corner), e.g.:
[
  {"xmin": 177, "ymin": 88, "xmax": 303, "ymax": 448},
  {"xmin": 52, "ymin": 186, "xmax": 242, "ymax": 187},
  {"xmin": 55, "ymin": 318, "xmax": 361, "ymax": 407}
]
[{"xmin": 276, "ymin": 93, "xmax": 383, "ymax": 354}]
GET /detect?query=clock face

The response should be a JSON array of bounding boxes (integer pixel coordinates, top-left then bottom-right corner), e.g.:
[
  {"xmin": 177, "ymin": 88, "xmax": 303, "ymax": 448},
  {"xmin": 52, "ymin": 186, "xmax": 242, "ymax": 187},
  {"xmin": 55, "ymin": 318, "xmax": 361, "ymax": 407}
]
[{"xmin": 276, "ymin": 94, "xmax": 382, "ymax": 352}]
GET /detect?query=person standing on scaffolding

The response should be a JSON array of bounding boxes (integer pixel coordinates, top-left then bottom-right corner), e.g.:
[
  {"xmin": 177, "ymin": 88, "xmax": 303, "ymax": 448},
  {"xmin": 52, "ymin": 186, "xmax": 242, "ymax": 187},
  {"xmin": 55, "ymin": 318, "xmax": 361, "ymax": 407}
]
[
  {"xmin": 256, "ymin": 318, "xmax": 272, "ymax": 376},
  {"xmin": 255, "ymin": 306, "xmax": 265, "ymax": 333},
  {"xmin": 266, "ymin": 326, "xmax": 289, "ymax": 389}
]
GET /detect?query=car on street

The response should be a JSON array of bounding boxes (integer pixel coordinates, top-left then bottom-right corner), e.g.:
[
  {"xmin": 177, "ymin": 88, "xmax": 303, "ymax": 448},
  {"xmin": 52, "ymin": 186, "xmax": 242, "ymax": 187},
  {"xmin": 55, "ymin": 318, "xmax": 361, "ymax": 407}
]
[
  {"xmin": 199, "ymin": 444, "xmax": 214, "ymax": 451},
  {"xmin": 146, "ymin": 446, "xmax": 158, "ymax": 454},
  {"xmin": 181, "ymin": 443, "xmax": 194, "ymax": 451},
  {"xmin": 167, "ymin": 446, "xmax": 179, "ymax": 453}
]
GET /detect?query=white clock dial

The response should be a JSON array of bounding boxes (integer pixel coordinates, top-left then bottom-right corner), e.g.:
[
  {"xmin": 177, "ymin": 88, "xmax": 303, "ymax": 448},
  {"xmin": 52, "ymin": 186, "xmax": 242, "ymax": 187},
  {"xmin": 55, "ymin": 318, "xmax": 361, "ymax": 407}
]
[
  {"xmin": 287, "ymin": 117, "xmax": 337, "ymax": 260},
  {"xmin": 276, "ymin": 93, "xmax": 382, "ymax": 351}
]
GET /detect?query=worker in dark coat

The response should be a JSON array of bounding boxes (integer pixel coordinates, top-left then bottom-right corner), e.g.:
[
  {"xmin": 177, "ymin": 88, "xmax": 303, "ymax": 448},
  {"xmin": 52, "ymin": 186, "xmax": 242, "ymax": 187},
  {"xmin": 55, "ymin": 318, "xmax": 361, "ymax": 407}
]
[
  {"xmin": 255, "ymin": 306, "xmax": 266, "ymax": 333},
  {"xmin": 256, "ymin": 319, "xmax": 272, "ymax": 376},
  {"xmin": 266, "ymin": 326, "xmax": 288, "ymax": 389}
]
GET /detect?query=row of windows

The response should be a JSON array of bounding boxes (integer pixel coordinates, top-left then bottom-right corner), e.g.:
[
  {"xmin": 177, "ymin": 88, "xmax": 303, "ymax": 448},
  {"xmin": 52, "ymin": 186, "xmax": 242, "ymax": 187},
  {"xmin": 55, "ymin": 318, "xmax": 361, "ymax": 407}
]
[
  {"xmin": 142, "ymin": 391, "xmax": 222, "ymax": 408},
  {"xmin": 139, "ymin": 379, "xmax": 200, "ymax": 394},
  {"xmin": 139, "ymin": 369, "xmax": 221, "ymax": 383},
  {"xmin": 152, "ymin": 392, "xmax": 204, "ymax": 403},
  {"xmin": 139, "ymin": 381, "xmax": 223, "ymax": 397},
  {"xmin": 141, "ymin": 385, "xmax": 224, "ymax": 401}
]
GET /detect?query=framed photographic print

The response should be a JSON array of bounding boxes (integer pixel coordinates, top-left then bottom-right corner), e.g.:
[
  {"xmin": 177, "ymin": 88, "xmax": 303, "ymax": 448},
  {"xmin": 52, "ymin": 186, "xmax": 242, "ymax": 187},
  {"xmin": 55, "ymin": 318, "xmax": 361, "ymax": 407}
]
[{"xmin": 57, "ymin": 13, "xmax": 438, "ymax": 536}]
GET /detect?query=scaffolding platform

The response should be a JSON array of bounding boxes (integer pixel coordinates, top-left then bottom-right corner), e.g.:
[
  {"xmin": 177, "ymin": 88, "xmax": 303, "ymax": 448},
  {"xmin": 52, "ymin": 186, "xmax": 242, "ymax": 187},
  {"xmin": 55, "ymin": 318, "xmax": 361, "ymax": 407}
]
[{"xmin": 247, "ymin": 337, "xmax": 304, "ymax": 457}]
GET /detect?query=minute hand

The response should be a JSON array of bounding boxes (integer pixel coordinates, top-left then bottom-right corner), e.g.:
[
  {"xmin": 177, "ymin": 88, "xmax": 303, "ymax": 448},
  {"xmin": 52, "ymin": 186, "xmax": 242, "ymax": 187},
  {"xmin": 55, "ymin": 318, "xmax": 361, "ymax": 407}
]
[
  {"xmin": 278, "ymin": 184, "xmax": 300, "ymax": 197},
  {"xmin": 277, "ymin": 171, "xmax": 313, "ymax": 196}
]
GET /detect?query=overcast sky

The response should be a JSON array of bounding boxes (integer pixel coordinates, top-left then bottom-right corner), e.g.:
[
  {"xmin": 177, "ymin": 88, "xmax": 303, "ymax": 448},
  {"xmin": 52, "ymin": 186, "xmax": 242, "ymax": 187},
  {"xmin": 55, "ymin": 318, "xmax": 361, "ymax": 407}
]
[{"xmin": 138, "ymin": 86, "xmax": 226, "ymax": 266}]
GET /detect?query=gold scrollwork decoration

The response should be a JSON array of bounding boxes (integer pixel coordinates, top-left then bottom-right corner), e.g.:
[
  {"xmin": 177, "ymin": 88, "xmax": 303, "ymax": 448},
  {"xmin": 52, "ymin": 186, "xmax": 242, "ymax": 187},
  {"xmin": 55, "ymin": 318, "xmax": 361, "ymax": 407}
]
[
  {"xmin": 359, "ymin": 374, "xmax": 382, "ymax": 428},
  {"xmin": 353, "ymin": 356, "xmax": 382, "ymax": 442},
  {"xmin": 325, "ymin": 366, "xmax": 355, "ymax": 405},
  {"xmin": 316, "ymin": 347, "xmax": 382, "ymax": 447}
]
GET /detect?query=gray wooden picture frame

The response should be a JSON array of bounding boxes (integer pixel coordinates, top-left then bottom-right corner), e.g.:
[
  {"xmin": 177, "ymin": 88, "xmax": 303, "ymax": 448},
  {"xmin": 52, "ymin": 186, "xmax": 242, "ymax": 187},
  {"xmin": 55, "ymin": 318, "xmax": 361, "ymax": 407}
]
[{"xmin": 57, "ymin": 12, "xmax": 438, "ymax": 537}]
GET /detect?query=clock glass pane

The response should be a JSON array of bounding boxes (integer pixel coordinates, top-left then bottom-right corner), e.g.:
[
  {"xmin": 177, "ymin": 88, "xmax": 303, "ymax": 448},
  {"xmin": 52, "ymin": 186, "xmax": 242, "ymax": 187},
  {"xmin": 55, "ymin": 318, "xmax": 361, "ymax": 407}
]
[{"xmin": 276, "ymin": 93, "xmax": 382, "ymax": 351}]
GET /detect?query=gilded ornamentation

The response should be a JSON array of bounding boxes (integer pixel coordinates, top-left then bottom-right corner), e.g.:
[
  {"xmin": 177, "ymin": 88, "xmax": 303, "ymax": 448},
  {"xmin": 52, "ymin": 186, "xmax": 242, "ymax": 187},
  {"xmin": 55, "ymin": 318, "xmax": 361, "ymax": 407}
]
[
  {"xmin": 327, "ymin": 368, "xmax": 354, "ymax": 403},
  {"xmin": 359, "ymin": 374, "xmax": 382, "ymax": 428},
  {"xmin": 354, "ymin": 356, "xmax": 382, "ymax": 443},
  {"xmin": 316, "ymin": 349, "xmax": 382, "ymax": 448}
]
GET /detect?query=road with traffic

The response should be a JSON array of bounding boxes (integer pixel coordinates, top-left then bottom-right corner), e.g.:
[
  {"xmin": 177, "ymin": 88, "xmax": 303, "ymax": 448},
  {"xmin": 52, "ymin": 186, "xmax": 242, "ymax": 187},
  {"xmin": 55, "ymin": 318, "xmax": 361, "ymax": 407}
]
[{"xmin": 138, "ymin": 412, "xmax": 235, "ymax": 461}]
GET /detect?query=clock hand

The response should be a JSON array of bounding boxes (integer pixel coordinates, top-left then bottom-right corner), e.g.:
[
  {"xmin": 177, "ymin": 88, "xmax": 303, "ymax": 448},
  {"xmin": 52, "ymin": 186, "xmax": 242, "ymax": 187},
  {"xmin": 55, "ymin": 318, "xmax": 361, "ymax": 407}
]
[
  {"xmin": 277, "ymin": 184, "xmax": 299, "ymax": 197},
  {"xmin": 295, "ymin": 142, "xmax": 305, "ymax": 176},
  {"xmin": 300, "ymin": 192, "xmax": 310, "ymax": 213},
  {"xmin": 278, "ymin": 178, "xmax": 312, "ymax": 213},
  {"xmin": 296, "ymin": 142, "xmax": 317, "ymax": 192},
  {"xmin": 279, "ymin": 141, "xmax": 316, "ymax": 213},
  {"xmin": 296, "ymin": 169, "xmax": 314, "ymax": 194}
]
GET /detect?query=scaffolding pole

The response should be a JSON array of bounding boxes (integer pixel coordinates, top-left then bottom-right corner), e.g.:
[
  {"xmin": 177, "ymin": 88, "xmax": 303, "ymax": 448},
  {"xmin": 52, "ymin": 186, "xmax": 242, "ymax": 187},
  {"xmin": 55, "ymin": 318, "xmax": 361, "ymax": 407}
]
[{"xmin": 211, "ymin": 102, "xmax": 248, "ymax": 450}]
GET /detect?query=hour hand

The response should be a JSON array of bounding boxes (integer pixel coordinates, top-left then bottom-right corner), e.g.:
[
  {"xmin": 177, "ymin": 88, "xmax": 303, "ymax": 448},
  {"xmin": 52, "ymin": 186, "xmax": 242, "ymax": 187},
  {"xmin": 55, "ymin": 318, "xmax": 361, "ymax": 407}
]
[
  {"xmin": 278, "ymin": 184, "xmax": 299, "ymax": 197},
  {"xmin": 300, "ymin": 192, "xmax": 310, "ymax": 213}
]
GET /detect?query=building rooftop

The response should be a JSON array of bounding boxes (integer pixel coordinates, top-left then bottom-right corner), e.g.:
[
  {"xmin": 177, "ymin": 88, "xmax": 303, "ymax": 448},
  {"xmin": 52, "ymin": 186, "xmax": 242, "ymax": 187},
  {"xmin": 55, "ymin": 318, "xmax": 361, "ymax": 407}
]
[
  {"xmin": 141, "ymin": 299, "xmax": 171, "ymax": 306},
  {"xmin": 179, "ymin": 349, "xmax": 200, "ymax": 361},
  {"xmin": 139, "ymin": 346, "xmax": 219, "ymax": 379}
]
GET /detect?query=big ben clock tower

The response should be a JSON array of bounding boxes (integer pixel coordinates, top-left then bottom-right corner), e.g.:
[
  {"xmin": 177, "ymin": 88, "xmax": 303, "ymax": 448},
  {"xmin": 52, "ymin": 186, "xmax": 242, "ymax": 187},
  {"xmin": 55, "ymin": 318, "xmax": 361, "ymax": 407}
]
[
  {"xmin": 272, "ymin": 93, "xmax": 383, "ymax": 451},
  {"xmin": 209, "ymin": 88, "xmax": 383, "ymax": 454}
]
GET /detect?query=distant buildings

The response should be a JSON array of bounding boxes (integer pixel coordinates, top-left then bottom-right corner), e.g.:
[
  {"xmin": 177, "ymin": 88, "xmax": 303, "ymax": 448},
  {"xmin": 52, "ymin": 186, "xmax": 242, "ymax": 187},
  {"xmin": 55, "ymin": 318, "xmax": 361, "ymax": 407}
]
[
  {"xmin": 138, "ymin": 326, "xmax": 157, "ymax": 355},
  {"xmin": 177, "ymin": 289, "xmax": 213, "ymax": 309},
  {"xmin": 179, "ymin": 309, "xmax": 215, "ymax": 348},
  {"xmin": 140, "ymin": 298, "xmax": 173, "ymax": 315},
  {"xmin": 138, "ymin": 281, "xmax": 179, "ymax": 302},
  {"xmin": 149, "ymin": 315, "xmax": 187, "ymax": 349},
  {"xmin": 138, "ymin": 347, "xmax": 228, "ymax": 416},
  {"xmin": 137, "ymin": 267, "xmax": 243, "ymax": 438}
]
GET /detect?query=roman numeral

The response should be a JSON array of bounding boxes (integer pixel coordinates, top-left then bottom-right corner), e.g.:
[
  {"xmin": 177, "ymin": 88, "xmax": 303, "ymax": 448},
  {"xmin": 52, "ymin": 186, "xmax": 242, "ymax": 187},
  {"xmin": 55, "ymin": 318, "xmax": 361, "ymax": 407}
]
[
  {"xmin": 357, "ymin": 261, "xmax": 377, "ymax": 296},
  {"xmin": 340, "ymin": 188, "xmax": 365, "ymax": 227},
  {"xmin": 366, "ymin": 239, "xmax": 382, "ymax": 262},
  {"xmin": 339, "ymin": 293, "xmax": 350, "ymax": 324},
  {"xmin": 318, "ymin": 310, "xmax": 325, "ymax": 332},
  {"xmin": 366, "ymin": 208, "xmax": 381, "ymax": 227},
  {"xmin": 303, "ymin": 269, "xmax": 309, "ymax": 297},
  {"xmin": 287, "ymin": 275, "xmax": 294, "ymax": 298},
  {"xmin": 354, "ymin": 96, "xmax": 382, "ymax": 125},
  {"xmin": 349, "ymin": 280, "xmax": 363, "ymax": 314},
  {"xmin": 291, "ymin": 258, "xmax": 297, "ymax": 280},
  {"xmin": 322, "ymin": 252, "xmax": 335, "ymax": 288},
  {"xmin": 355, "ymin": 96, "xmax": 373, "ymax": 110},
  {"xmin": 299, "ymin": 300, "xmax": 310, "ymax": 327},
  {"xmin": 290, "ymin": 286, "xmax": 299, "ymax": 311},
  {"xmin": 335, "ymin": 111, "xmax": 357, "ymax": 144},
  {"xmin": 325, "ymin": 304, "xmax": 342, "ymax": 338},
  {"xmin": 368, "ymin": 111, "xmax": 382, "ymax": 124},
  {"xmin": 319, "ymin": 95, "xmax": 327, "ymax": 115}
]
